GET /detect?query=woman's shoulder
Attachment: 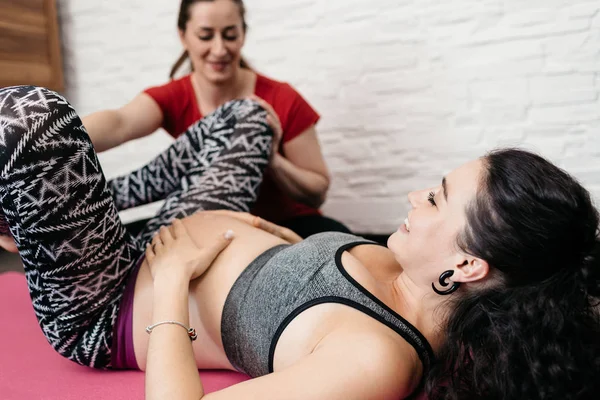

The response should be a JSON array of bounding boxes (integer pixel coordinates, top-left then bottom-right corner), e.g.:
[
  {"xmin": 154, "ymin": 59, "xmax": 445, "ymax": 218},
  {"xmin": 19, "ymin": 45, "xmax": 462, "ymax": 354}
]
[
  {"xmin": 255, "ymin": 73, "xmax": 289, "ymax": 89},
  {"xmin": 255, "ymin": 73, "xmax": 302, "ymax": 102},
  {"xmin": 322, "ymin": 320, "xmax": 423, "ymax": 396},
  {"xmin": 143, "ymin": 75, "xmax": 196, "ymax": 136},
  {"xmin": 145, "ymin": 74, "xmax": 192, "ymax": 95}
]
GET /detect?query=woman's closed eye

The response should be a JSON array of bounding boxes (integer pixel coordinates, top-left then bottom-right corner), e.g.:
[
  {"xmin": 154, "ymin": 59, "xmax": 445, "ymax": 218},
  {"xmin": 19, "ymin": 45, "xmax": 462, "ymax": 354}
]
[
  {"xmin": 198, "ymin": 34, "xmax": 238, "ymax": 41},
  {"xmin": 428, "ymin": 191, "xmax": 437, "ymax": 206}
]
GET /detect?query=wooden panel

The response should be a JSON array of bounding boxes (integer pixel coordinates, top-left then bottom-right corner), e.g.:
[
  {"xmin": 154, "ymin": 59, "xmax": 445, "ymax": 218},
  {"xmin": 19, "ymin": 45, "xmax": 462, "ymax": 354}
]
[
  {"xmin": 0, "ymin": 0, "xmax": 64, "ymax": 91},
  {"xmin": 0, "ymin": 25, "xmax": 49, "ymax": 63},
  {"xmin": 0, "ymin": 60, "xmax": 52, "ymax": 84}
]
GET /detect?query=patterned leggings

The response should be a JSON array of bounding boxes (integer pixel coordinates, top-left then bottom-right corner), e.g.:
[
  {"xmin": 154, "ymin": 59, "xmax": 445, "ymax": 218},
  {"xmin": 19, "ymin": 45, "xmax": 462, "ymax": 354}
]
[{"xmin": 0, "ymin": 86, "xmax": 272, "ymax": 368}]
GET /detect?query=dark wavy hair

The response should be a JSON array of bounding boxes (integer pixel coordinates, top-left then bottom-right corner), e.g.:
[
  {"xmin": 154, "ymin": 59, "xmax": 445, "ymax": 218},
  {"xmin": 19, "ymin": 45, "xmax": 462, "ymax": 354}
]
[
  {"xmin": 426, "ymin": 149, "xmax": 600, "ymax": 399},
  {"xmin": 170, "ymin": 0, "xmax": 250, "ymax": 79}
]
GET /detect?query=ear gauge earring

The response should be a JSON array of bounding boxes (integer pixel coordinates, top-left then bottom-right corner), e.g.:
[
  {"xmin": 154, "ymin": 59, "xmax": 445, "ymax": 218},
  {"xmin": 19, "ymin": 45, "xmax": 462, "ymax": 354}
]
[{"xmin": 432, "ymin": 270, "xmax": 461, "ymax": 295}]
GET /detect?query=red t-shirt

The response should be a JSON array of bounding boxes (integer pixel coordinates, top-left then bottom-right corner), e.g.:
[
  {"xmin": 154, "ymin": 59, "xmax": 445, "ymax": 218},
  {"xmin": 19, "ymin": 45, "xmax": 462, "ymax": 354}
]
[{"xmin": 144, "ymin": 74, "xmax": 321, "ymax": 222}]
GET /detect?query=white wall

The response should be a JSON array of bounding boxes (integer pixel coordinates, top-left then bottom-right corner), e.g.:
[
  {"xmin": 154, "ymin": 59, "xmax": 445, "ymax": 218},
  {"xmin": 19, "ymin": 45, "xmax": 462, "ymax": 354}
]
[{"xmin": 57, "ymin": 0, "xmax": 600, "ymax": 233}]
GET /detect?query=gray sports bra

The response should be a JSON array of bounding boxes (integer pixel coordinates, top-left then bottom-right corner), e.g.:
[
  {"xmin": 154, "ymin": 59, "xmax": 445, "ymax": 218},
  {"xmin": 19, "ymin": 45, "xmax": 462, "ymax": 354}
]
[{"xmin": 221, "ymin": 232, "xmax": 434, "ymax": 381}]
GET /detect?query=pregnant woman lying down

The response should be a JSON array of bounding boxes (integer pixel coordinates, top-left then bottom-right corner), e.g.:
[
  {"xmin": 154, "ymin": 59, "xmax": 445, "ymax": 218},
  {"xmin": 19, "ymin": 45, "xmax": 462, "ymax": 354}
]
[{"xmin": 0, "ymin": 86, "xmax": 597, "ymax": 400}]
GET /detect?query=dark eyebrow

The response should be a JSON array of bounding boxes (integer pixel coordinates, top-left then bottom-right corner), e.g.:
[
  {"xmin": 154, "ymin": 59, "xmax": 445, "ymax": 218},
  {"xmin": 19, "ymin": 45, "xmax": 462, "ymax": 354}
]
[
  {"xmin": 197, "ymin": 25, "xmax": 238, "ymax": 32},
  {"xmin": 442, "ymin": 177, "xmax": 448, "ymax": 201}
]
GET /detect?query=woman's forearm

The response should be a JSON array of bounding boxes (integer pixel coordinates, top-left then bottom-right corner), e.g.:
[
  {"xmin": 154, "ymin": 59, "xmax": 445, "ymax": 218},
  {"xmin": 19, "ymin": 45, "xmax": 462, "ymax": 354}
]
[
  {"xmin": 145, "ymin": 271, "xmax": 205, "ymax": 400},
  {"xmin": 270, "ymin": 154, "xmax": 330, "ymax": 209},
  {"xmin": 82, "ymin": 93, "xmax": 164, "ymax": 153},
  {"xmin": 82, "ymin": 110, "xmax": 125, "ymax": 152}
]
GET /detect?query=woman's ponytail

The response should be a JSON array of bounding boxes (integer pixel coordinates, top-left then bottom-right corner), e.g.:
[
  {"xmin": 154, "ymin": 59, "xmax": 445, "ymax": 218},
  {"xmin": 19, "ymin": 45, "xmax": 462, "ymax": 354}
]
[
  {"xmin": 426, "ymin": 149, "xmax": 600, "ymax": 399},
  {"xmin": 578, "ymin": 239, "xmax": 600, "ymax": 299},
  {"xmin": 427, "ymin": 278, "xmax": 600, "ymax": 399},
  {"xmin": 170, "ymin": 50, "xmax": 190, "ymax": 80}
]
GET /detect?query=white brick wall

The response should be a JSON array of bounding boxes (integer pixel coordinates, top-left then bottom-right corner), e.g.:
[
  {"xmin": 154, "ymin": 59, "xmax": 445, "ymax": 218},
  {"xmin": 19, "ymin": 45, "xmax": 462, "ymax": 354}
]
[{"xmin": 57, "ymin": 0, "xmax": 600, "ymax": 233}]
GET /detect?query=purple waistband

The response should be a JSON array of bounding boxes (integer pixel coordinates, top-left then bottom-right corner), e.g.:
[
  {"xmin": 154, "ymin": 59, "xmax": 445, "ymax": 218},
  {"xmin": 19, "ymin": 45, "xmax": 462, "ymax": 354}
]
[{"xmin": 111, "ymin": 255, "xmax": 144, "ymax": 369}]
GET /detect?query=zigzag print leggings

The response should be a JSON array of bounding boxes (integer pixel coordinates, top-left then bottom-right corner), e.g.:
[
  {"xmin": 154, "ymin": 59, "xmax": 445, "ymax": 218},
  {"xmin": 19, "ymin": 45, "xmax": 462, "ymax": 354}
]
[{"xmin": 0, "ymin": 86, "xmax": 272, "ymax": 368}]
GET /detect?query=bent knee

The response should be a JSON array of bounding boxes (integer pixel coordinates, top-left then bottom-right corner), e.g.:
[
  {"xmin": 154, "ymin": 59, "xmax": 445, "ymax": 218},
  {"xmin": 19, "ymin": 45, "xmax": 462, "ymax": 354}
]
[
  {"xmin": 0, "ymin": 86, "xmax": 87, "ymax": 159},
  {"xmin": 1, "ymin": 85, "xmax": 69, "ymax": 110},
  {"xmin": 218, "ymin": 98, "xmax": 269, "ymax": 125},
  {"xmin": 0, "ymin": 86, "xmax": 75, "ymax": 135}
]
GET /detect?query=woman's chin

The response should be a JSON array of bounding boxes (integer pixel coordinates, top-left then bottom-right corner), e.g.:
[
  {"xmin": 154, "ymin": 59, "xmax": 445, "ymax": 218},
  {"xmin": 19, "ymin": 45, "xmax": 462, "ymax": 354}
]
[
  {"xmin": 386, "ymin": 231, "xmax": 401, "ymax": 251},
  {"xmin": 201, "ymin": 66, "xmax": 235, "ymax": 84}
]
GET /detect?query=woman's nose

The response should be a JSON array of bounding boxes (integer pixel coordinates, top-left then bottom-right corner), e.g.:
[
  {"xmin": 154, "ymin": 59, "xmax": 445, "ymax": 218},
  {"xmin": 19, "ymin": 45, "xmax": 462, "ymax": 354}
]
[
  {"xmin": 211, "ymin": 36, "xmax": 227, "ymax": 56},
  {"xmin": 407, "ymin": 189, "xmax": 430, "ymax": 207},
  {"xmin": 407, "ymin": 191, "xmax": 419, "ymax": 207}
]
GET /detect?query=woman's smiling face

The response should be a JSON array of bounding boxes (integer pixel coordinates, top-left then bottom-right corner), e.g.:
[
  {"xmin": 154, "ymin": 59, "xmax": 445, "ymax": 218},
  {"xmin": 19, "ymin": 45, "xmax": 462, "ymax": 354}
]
[
  {"xmin": 180, "ymin": 0, "xmax": 246, "ymax": 84},
  {"xmin": 387, "ymin": 159, "xmax": 484, "ymax": 286}
]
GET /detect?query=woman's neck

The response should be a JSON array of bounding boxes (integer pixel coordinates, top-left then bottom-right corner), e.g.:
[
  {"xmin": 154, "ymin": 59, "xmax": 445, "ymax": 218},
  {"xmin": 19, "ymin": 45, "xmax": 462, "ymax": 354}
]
[
  {"xmin": 391, "ymin": 272, "xmax": 450, "ymax": 351},
  {"xmin": 353, "ymin": 246, "xmax": 448, "ymax": 350},
  {"xmin": 191, "ymin": 69, "xmax": 254, "ymax": 114}
]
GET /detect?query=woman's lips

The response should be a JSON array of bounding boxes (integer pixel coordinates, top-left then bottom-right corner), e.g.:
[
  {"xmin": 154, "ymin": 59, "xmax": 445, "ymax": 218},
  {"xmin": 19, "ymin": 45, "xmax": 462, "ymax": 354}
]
[{"xmin": 207, "ymin": 61, "xmax": 229, "ymax": 72}]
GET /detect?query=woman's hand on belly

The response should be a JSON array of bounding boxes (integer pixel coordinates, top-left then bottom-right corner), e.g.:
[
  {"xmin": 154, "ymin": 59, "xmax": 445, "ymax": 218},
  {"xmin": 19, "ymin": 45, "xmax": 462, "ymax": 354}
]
[
  {"xmin": 208, "ymin": 210, "xmax": 301, "ymax": 243},
  {"xmin": 146, "ymin": 219, "xmax": 234, "ymax": 281},
  {"xmin": 133, "ymin": 212, "xmax": 291, "ymax": 370}
]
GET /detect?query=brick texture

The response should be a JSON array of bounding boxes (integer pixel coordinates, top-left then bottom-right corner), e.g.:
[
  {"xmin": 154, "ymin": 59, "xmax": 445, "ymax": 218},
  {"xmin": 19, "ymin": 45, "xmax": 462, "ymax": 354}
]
[{"xmin": 57, "ymin": 0, "xmax": 600, "ymax": 233}]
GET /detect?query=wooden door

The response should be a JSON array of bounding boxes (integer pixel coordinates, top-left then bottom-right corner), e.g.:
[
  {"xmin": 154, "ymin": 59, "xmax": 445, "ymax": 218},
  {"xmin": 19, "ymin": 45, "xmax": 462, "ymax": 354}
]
[{"xmin": 0, "ymin": 0, "xmax": 64, "ymax": 91}]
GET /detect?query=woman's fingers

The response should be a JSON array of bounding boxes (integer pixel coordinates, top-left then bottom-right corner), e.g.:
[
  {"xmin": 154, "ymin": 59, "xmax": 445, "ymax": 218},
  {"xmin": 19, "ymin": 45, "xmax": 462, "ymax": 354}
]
[
  {"xmin": 151, "ymin": 233, "xmax": 162, "ymax": 247},
  {"xmin": 249, "ymin": 94, "xmax": 275, "ymax": 116},
  {"xmin": 150, "ymin": 229, "xmax": 166, "ymax": 256},
  {"xmin": 254, "ymin": 217, "xmax": 302, "ymax": 243},
  {"xmin": 204, "ymin": 230, "xmax": 235, "ymax": 260},
  {"xmin": 205, "ymin": 210, "xmax": 302, "ymax": 243},
  {"xmin": 171, "ymin": 218, "xmax": 187, "ymax": 240},
  {"xmin": 189, "ymin": 230, "xmax": 235, "ymax": 280},
  {"xmin": 209, "ymin": 210, "xmax": 254, "ymax": 224},
  {"xmin": 281, "ymin": 228, "xmax": 303, "ymax": 244},
  {"xmin": 153, "ymin": 239, "xmax": 164, "ymax": 256},
  {"xmin": 253, "ymin": 216, "xmax": 278, "ymax": 235},
  {"xmin": 159, "ymin": 225, "xmax": 173, "ymax": 245},
  {"xmin": 266, "ymin": 115, "xmax": 282, "ymax": 138},
  {"xmin": 145, "ymin": 243, "xmax": 155, "ymax": 262},
  {"xmin": 266, "ymin": 115, "xmax": 281, "ymax": 132},
  {"xmin": 251, "ymin": 215, "xmax": 302, "ymax": 243},
  {"xmin": 248, "ymin": 95, "xmax": 282, "ymax": 140},
  {"xmin": 247, "ymin": 95, "xmax": 282, "ymax": 162}
]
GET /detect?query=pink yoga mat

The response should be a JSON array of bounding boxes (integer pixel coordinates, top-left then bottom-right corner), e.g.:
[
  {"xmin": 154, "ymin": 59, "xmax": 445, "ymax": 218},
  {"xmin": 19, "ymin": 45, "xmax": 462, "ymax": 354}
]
[
  {"xmin": 0, "ymin": 271, "xmax": 429, "ymax": 399},
  {"xmin": 0, "ymin": 272, "xmax": 249, "ymax": 400}
]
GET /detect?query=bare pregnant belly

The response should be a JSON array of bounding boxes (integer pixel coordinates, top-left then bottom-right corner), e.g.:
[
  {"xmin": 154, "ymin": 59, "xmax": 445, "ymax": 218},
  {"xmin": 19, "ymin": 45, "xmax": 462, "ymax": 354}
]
[{"xmin": 131, "ymin": 212, "xmax": 288, "ymax": 370}]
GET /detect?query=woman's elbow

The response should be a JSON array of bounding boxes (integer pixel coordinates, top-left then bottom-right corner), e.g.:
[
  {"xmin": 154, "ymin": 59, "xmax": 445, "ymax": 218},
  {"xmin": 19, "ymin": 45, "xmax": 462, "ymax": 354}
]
[{"xmin": 311, "ymin": 175, "xmax": 330, "ymax": 208}]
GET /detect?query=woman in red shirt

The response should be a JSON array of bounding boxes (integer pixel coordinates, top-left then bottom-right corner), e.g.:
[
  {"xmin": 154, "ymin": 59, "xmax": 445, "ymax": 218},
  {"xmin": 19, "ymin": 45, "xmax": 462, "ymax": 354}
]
[{"xmin": 82, "ymin": 0, "xmax": 349, "ymax": 238}]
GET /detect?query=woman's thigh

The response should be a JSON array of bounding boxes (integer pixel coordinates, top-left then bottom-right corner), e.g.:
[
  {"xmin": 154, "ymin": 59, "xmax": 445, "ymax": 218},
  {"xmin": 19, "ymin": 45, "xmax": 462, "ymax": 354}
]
[{"xmin": 0, "ymin": 86, "xmax": 141, "ymax": 368}]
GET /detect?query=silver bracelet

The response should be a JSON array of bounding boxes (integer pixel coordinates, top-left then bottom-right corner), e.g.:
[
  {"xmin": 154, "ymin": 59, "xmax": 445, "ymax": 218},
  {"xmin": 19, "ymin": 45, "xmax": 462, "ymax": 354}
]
[{"xmin": 145, "ymin": 320, "xmax": 198, "ymax": 341}]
